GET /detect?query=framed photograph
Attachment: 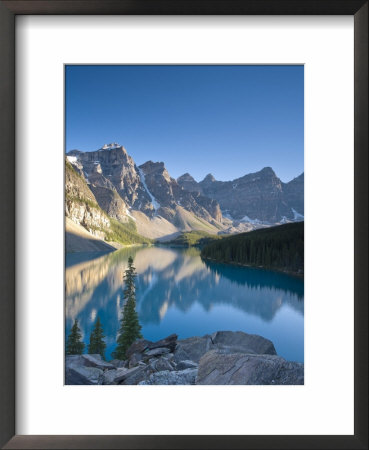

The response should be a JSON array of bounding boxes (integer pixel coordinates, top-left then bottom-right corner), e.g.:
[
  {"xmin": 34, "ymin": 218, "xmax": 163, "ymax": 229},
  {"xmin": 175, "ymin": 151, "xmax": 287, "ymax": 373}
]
[
  {"xmin": 64, "ymin": 63, "xmax": 305, "ymax": 388},
  {"xmin": 0, "ymin": 1, "xmax": 367, "ymax": 449}
]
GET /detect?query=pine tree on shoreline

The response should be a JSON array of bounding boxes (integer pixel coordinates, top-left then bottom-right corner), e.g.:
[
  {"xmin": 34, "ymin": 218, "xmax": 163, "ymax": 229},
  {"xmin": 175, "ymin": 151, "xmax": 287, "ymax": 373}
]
[
  {"xmin": 113, "ymin": 256, "xmax": 142, "ymax": 360},
  {"xmin": 88, "ymin": 316, "xmax": 106, "ymax": 360},
  {"xmin": 66, "ymin": 319, "xmax": 85, "ymax": 355}
]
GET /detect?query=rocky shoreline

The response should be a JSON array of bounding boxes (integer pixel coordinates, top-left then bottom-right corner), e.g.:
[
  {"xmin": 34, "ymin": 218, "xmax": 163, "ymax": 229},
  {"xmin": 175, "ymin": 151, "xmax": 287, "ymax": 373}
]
[{"xmin": 66, "ymin": 331, "xmax": 304, "ymax": 385}]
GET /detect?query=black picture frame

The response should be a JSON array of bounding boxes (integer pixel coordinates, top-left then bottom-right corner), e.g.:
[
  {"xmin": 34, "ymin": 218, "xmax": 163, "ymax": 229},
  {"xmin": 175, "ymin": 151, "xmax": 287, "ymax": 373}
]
[{"xmin": 0, "ymin": 1, "xmax": 367, "ymax": 449}]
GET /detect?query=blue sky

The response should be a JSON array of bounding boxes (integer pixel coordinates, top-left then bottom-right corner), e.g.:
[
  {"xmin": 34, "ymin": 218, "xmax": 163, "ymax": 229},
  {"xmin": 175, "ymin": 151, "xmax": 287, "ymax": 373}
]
[{"xmin": 65, "ymin": 65, "xmax": 303, "ymax": 182}]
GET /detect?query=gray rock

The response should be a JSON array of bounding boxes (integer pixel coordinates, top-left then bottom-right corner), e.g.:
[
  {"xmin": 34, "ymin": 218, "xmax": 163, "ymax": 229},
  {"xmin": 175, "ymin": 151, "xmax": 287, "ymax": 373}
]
[
  {"xmin": 149, "ymin": 357, "xmax": 175, "ymax": 372},
  {"xmin": 65, "ymin": 365, "xmax": 104, "ymax": 385},
  {"xmin": 138, "ymin": 368, "xmax": 198, "ymax": 385},
  {"xmin": 102, "ymin": 368, "xmax": 130, "ymax": 385},
  {"xmin": 117, "ymin": 365, "xmax": 152, "ymax": 385},
  {"xmin": 126, "ymin": 339, "xmax": 152, "ymax": 359},
  {"xmin": 174, "ymin": 331, "xmax": 276, "ymax": 365},
  {"xmin": 128, "ymin": 352, "xmax": 143, "ymax": 368},
  {"xmin": 81, "ymin": 354, "xmax": 116, "ymax": 370},
  {"xmin": 109, "ymin": 359, "xmax": 127, "ymax": 369},
  {"xmin": 174, "ymin": 335, "xmax": 213, "ymax": 363},
  {"xmin": 66, "ymin": 355, "xmax": 84, "ymax": 367},
  {"xmin": 88, "ymin": 353, "xmax": 101, "ymax": 360},
  {"xmin": 102, "ymin": 369, "xmax": 117, "ymax": 385},
  {"xmin": 172, "ymin": 345, "xmax": 190, "ymax": 364},
  {"xmin": 211, "ymin": 331, "xmax": 276, "ymax": 356},
  {"xmin": 176, "ymin": 360, "xmax": 198, "ymax": 370},
  {"xmin": 145, "ymin": 347, "xmax": 170, "ymax": 357},
  {"xmin": 148, "ymin": 334, "xmax": 178, "ymax": 352},
  {"xmin": 66, "ymin": 354, "xmax": 116, "ymax": 371},
  {"xmin": 196, "ymin": 351, "xmax": 304, "ymax": 385}
]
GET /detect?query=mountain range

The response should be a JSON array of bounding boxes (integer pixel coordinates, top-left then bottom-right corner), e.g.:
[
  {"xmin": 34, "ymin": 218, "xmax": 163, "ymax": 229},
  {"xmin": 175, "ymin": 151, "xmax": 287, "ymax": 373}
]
[{"xmin": 65, "ymin": 143, "xmax": 304, "ymax": 249}]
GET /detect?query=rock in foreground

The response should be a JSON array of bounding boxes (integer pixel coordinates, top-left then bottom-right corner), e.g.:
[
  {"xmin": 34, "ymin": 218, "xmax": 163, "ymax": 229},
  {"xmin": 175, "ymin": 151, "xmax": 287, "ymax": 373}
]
[
  {"xmin": 65, "ymin": 331, "xmax": 303, "ymax": 385},
  {"xmin": 138, "ymin": 368, "xmax": 198, "ymax": 385},
  {"xmin": 65, "ymin": 354, "xmax": 115, "ymax": 385},
  {"xmin": 196, "ymin": 351, "xmax": 304, "ymax": 385},
  {"xmin": 174, "ymin": 331, "xmax": 276, "ymax": 364}
]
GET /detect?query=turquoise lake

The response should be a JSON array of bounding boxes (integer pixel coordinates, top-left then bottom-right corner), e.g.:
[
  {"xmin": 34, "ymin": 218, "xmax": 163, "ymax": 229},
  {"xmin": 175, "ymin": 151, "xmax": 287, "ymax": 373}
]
[{"xmin": 65, "ymin": 246, "xmax": 304, "ymax": 362}]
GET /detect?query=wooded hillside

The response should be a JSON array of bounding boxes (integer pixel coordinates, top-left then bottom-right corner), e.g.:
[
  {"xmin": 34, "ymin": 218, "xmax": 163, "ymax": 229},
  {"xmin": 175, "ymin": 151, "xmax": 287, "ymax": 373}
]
[{"xmin": 201, "ymin": 222, "xmax": 304, "ymax": 274}]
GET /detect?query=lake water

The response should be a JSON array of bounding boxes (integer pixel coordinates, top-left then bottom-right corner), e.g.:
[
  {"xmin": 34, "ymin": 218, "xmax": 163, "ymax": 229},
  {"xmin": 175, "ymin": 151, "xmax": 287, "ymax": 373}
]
[{"xmin": 65, "ymin": 246, "xmax": 304, "ymax": 362}]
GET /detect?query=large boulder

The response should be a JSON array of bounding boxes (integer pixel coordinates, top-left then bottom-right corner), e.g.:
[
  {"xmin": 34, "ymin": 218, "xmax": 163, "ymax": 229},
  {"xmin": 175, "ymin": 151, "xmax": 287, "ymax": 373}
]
[
  {"xmin": 102, "ymin": 368, "xmax": 130, "ymax": 385},
  {"xmin": 148, "ymin": 334, "xmax": 178, "ymax": 352},
  {"xmin": 126, "ymin": 339, "xmax": 152, "ymax": 359},
  {"xmin": 128, "ymin": 352, "xmax": 143, "ymax": 368},
  {"xmin": 138, "ymin": 368, "xmax": 198, "ymax": 385},
  {"xmin": 117, "ymin": 365, "xmax": 153, "ymax": 385},
  {"xmin": 66, "ymin": 354, "xmax": 115, "ymax": 371},
  {"xmin": 110, "ymin": 359, "xmax": 128, "ymax": 369},
  {"xmin": 174, "ymin": 335, "xmax": 213, "ymax": 364},
  {"xmin": 81, "ymin": 354, "xmax": 116, "ymax": 370},
  {"xmin": 196, "ymin": 351, "xmax": 304, "ymax": 385},
  {"xmin": 174, "ymin": 331, "xmax": 276, "ymax": 365},
  {"xmin": 65, "ymin": 355, "xmax": 119, "ymax": 384},
  {"xmin": 148, "ymin": 357, "xmax": 175, "ymax": 372},
  {"xmin": 125, "ymin": 335, "xmax": 178, "ymax": 360},
  {"xmin": 176, "ymin": 360, "xmax": 198, "ymax": 370},
  {"xmin": 65, "ymin": 363, "xmax": 104, "ymax": 385},
  {"xmin": 145, "ymin": 347, "xmax": 170, "ymax": 357},
  {"xmin": 210, "ymin": 331, "xmax": 276, "ymax": 356}
]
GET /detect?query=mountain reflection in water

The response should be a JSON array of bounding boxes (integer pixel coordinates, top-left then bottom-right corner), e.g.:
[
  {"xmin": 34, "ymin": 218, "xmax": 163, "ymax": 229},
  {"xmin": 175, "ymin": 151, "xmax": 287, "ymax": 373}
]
[{"xmin": 65, "ymin": 246, "xmax": 304, "ymax": 362}]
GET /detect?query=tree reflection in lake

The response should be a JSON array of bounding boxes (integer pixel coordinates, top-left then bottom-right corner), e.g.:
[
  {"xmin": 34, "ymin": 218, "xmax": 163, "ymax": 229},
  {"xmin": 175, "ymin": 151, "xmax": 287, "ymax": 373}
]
[{"xmin": 65, "ymin": 246, "xmax": 304, "ymax": 361}]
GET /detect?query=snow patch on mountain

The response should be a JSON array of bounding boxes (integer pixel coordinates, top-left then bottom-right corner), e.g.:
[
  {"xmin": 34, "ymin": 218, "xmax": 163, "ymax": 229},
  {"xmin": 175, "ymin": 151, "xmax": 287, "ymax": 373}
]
[
  {"xmin": 102, "ymin": 143, "xmax": 120, "ymax": 150},
  {"xmin": 138, "ymin": 168, "xmax": 161, "ymax": 211},
  {"xmin": 222, "ymin": 210, "xmax": 234, "ymax": 220},
  {"xmin": 241, "ymin": 215, "xmax": 262, "ymax": 225},
  {"xmin": 67, "ymin": 156, "xmax": 77, "ymax": 163}
]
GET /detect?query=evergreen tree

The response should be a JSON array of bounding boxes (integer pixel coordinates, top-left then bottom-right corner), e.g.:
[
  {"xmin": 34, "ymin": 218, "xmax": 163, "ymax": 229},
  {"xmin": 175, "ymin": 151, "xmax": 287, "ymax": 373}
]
[
  {"xmin": 88, "ymin": 316, "xmax": 106, "ymax": 359},
  {"xmin": 113, "ymin": 256, "xmax": 142, "ymax": 360},
  {"xmin": 66, "ymin": 319, "xmax": 85, "ymax": 355}
]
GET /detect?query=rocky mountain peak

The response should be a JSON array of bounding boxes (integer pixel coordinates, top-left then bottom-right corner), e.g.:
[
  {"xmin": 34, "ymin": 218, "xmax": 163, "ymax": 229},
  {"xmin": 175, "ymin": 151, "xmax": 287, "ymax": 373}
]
[
  {"xmin": 140, "ymin": 161, "xmax": 172, "ymax": 185},
  {"xmin": 259, "ymin": 166, "xmax": 277, "ymax": 177},
  {"xmin": 238, "ymin": 167, "xmax": 281, "ymax": 189},
  {"xmin": 176, "ymin": 173, "xmax": 201, "ymax": 194},
  {"xmin": 139, "ymin": 160, "xmax": 166, "ymax": 174},
  {"xmin": 68, "ymin": 145, "xmax": 131, "ymax": 166},
  {"xmin": 289, "ymin": 172, "xmax": 304, "ymax": 183},
  {"xmin": 66, "ymin": 142, "xmax": 303, "ymax": 235},
  {"xmin": 281, "ymin": 172, "xmax": 304, "ymax": 219},
  {"xmin": 188, "ymin": 166, "xmax": 304, "ymax": 223},
  {"xmin": 67, "ymin": 149, "xmax": 82, "ymax": 157},
  {"xmin": 177, "ymin": 173, "xmax": 196, "ymax": 183},
  {"xmin": 202, "ymin": 173, "xmax": 216, "ymax": 183}
]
